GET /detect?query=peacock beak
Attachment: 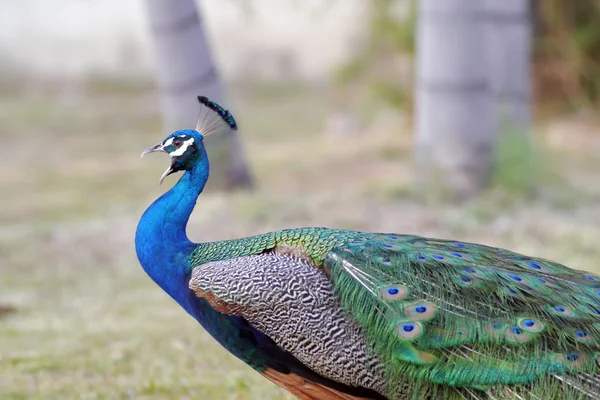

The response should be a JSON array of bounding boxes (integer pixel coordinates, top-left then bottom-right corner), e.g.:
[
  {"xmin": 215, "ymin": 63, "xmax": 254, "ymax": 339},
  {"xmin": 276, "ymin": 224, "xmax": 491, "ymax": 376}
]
[
  {"xmin": 158, "ymin": 165, "xmax": 175, "ymax": 186},
  {"xmin": 141, "ymin": 143, "xmax": 166, "ymax": 158},
  {"xmin": 141, "ymin": 143, "xmax": 173, "ymax": 185}
]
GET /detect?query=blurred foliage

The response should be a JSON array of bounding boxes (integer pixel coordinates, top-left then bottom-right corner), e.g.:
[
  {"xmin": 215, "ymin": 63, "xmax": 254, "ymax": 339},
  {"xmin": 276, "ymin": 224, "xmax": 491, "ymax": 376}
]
[
  {"xmin": 490, "ymin": 131, "xmax": 540, "ymax": 198},
  {"xmin": 336, "ymin": 0, "xmax": 600, "ymax": 110},
  {"xmin": 534, "ymin": 0, "xmax": 600, "ymax": 108}
]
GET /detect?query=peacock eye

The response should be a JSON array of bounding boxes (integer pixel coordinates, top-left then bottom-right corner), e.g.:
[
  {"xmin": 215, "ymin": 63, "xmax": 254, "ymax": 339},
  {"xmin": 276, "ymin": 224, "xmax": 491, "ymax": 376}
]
[{"xmin": 172, "ymin": 138, "xmax": 183, "ymax": 147}]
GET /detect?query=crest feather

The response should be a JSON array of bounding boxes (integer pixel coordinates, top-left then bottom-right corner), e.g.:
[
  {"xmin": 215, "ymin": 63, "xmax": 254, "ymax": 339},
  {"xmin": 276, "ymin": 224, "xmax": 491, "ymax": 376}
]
[{"xmin": 195, "ymin": 96, "xmax": 238, "ymax": 138}]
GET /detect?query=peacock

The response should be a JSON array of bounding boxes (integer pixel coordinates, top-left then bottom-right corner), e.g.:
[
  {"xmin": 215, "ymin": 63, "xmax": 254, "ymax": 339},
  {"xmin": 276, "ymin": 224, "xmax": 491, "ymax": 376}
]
[{"xmin": 135, "ymin": 96, "xmax": 600, "ymax": 400}]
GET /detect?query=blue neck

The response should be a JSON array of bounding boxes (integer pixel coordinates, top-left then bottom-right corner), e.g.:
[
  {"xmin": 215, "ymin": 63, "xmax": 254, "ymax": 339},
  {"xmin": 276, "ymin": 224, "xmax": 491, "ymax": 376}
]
[{"xmin": 135, "ymin": 151, "xmax": 209, "ymax": 308}]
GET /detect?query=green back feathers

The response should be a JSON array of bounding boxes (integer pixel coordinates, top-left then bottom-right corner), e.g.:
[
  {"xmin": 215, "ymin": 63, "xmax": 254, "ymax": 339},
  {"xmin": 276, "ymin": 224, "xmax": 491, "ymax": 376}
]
[{"xmin": 190, "ymin": 227, "xmax": 360, "ymax": 266}]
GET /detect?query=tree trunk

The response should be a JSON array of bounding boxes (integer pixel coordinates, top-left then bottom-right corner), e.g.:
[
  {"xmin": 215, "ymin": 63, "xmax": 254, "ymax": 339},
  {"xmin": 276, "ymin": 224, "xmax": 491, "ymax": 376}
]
[
  {"xmin": 483, "ymin": 0, "xmax": 532, "ymax": 135},
  {"xmin": 415, "ymin": 0, "xmax": 493, "ymax": 199},
  {"xmin": 144, "ymin": 0, "xmax": 252, "ymax": 190}
]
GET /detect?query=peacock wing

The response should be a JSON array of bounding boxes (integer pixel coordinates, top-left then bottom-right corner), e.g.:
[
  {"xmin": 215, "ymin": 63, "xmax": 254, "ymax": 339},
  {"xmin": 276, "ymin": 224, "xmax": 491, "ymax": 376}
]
[
  {"xmin": 323, "ymin": 233, "xmax": 600, "ymax": 398},
  {"xmin": 188, "ymin": 252, "xmax": 389, "ymax": 400}
]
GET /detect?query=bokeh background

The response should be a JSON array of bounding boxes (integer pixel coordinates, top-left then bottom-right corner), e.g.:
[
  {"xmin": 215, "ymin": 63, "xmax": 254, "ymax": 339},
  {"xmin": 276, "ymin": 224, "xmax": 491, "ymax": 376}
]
[{"xmin": 2, "ymin": 1, "xmax": 600, "ymax": 399}]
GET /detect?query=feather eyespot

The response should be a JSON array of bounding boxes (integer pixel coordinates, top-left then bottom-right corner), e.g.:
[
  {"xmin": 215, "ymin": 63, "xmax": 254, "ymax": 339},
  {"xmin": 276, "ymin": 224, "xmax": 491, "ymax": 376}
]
[
  {"xmin": 455, "ymin": 242, "xmax": 466, "ymax": 247},
  {"xmin": 395, "ymin": 321, "xmax": 423, "ymax": 340},
  {"xmin": 404, "ymin": 302, "xmax": 438, "ymax": 320},
  {"xmin": 456, "ymin": 275, "xmax": 486, "ymax": 288},
  {"xmin": 431, "ymin": 255, "xmax": 444, "ymax": 260},
  {"xmin": 464, "ymin": 268, "xmax": 476, "ymax": 274},
  {"xmin": 377, "ymin": 234, "xmax": 403, "ymax": 242},
  {"xmin": 504, "ymin": 326, "xmax": 533, "ymax": 343},
  {"xmin": 531, "ymin": 276, "xmax": 559, "ymax": 289},
  {"xmin": 451, "ymin": 252, "xmax": 463, "ymax": 258},
  {"xmin": 380, "ymin": 285, "xmax": 408, "ymax": 301},
  {"xmin": 573, "ymin": 329, "xmax": 596, "ymax": 344},
  {"xmin": 556, "ymin": 352, "xmax": 587, "ymax": 368},
  {"xmin": 527, "ymin": 262, "xmax": 542, "ymax": 270},
  {"xmin": 376, "ymin": 256, "xmax": 392, "ymax": 265},
  {"xmin": 456, "ymin": 275, "xmax": 481, "ymax": 287},
  {"xmin": 484, "ymin": 321, "xmax": 509, "ymax": 337},
  {"xmin": 508, "ymin": 274, "xmax": 523, "ymax": 282},
  {"xmin": 586, "ymin": 275, "xmax": 597, "ymax": 281},
  {"xmin": 519, "ymin": 260, "xmax": 553, "ymax": 273},
  {"xmin": 517, "ymin": 318, "xmax": 545, "ymax": 333},
  {"xmin": 550, "ymin": 305, "xmax": 576, "ymax": 317}
]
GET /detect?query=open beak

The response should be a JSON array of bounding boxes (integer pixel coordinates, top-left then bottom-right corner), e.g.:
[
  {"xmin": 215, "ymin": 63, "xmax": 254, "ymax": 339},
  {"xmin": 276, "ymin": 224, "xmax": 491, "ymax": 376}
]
[
  {"xmin": 141, "ymin": 143, "xmax": 174, "ymax": 185},
  {"xmin": 158, "ymin": 165, "xmax": 175, "ymax": 185}
]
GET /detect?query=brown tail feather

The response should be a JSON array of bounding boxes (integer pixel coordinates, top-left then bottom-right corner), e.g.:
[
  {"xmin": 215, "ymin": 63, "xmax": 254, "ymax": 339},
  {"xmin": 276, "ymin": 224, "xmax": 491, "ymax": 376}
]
[{"xmin": 261, "ymin": 368, "xmax": 379, "ymax": 400}]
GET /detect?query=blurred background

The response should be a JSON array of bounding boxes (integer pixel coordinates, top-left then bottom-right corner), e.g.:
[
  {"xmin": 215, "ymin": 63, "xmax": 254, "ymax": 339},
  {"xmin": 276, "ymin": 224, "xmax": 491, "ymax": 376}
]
[{"xmin": 2, "ymin": 0, "xmax": 600, "ymax": 398}]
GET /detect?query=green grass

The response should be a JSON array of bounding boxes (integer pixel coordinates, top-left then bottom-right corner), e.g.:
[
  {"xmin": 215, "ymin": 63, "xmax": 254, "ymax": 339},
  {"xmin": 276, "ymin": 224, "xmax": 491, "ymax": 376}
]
[{"xmin": 3, "ymin": 82, "xmax": 600, "ymax": 399}]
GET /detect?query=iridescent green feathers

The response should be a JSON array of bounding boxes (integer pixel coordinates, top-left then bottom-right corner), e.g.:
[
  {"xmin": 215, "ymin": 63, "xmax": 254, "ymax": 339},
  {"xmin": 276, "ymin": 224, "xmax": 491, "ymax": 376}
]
[
  {"xmin": 190, "ymin": 229, "xmax": 600, "ymax": 399},
  {"xmin": 324, "ymin": 234, "xmax": 600, "ymax": 398}
]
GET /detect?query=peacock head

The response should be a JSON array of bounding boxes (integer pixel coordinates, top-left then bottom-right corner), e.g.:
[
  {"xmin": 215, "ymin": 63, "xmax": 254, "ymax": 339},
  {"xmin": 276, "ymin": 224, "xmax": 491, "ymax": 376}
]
[
  {"xmin": 141, "ymin": 130, "xmax": 205, "ymax": 184},
  {"xmin": 141, "ymin": 96, "xmax": 238, "ymax": 185}
]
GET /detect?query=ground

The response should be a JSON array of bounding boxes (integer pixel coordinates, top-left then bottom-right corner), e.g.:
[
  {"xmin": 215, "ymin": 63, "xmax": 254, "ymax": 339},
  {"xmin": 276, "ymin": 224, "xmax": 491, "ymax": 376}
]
[{"xmin": 2, "ymin": 83, "xmax": 600, "ymax": 399}]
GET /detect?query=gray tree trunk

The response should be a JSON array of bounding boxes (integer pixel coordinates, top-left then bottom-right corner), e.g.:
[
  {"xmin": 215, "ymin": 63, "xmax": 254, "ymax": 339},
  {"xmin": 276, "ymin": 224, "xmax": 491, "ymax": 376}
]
[
  {"xmin": 483, "ymin": 0, "xmax": 532, "ymax": 136},
  {"xmin": 415, "ymin": 0, "xmax": 493, "ymax": 199},
  {"xmin": 144, "ymin": 0, "xmax": 252, "ymax": 190}
]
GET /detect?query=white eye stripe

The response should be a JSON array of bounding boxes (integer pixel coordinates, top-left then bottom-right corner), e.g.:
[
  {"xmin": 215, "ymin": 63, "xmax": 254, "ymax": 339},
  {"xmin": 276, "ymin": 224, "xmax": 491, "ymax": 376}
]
[
  {"xmin": 163, "ymin": 137, "xmax": 174, "ymax": 147},
  {"xmin": 169, "ymin": 137, "xmax": 195, "ymax": 157}
]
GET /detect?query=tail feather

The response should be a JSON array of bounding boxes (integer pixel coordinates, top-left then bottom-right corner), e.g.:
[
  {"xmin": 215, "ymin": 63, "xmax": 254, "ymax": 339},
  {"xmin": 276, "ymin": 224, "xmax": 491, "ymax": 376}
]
[{"xmin": 323, "ymin": 233, "xmax": 600, "ymax": 398}]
